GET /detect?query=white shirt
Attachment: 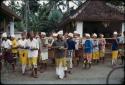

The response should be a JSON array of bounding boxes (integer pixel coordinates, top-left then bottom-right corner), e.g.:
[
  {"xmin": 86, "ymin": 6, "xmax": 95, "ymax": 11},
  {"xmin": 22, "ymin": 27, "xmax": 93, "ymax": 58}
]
[
  {"xmin": 82, "ymin": 38, "xmax": 86, "ymax": 45},
  {"xmin": 74, "ymin": 37, "xmax": 80, "ymax": 50},
  {"xmin": 92, "ymin": 39, "xmax": 99, "ymax": 52},
  {"xmin": 39, "ymin": 37, "xmax": 48, "ymax": 52},
  {"xmin": 26, "ymin": 38, "xmax": 39, "ymax": 58},
  {"xmin": 18, "ymin": 39, "xmax": 27, "ymax": 48},
  {"xmin": 1, "ymin": 39, "xmax": 12, "ymax": 49}
]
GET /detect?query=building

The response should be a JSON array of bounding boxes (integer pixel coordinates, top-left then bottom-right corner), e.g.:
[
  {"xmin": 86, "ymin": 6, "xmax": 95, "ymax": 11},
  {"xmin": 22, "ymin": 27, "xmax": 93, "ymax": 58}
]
[
  {"xmin": 59, "ymin": 0, "xmax": 125, "ymax": 37},
  {"xmin": 0, "ymin": 3, "xmax": 22, "ymax": 35}
]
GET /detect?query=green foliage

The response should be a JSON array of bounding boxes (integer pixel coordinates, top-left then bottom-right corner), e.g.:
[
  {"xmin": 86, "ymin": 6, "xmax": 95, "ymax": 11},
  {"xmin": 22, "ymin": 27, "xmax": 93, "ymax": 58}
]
[
  {"xmin": 48, "ymin": 9, "xmax": 63, "ymax": 23},
  {"xmin": 29, "ymin": 0, "xmax": 40, "ymax": 13},
  {"xmin": 106, "ymin": 0, "xmax": 124, "ymax": 6},
  {"xmin": 27, "ymin": 0, "xmax": 64, "ymax": 33}
]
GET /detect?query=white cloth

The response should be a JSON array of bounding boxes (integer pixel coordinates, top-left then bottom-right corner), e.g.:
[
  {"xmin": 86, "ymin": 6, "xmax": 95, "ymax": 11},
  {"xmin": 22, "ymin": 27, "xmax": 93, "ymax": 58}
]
[
  {"xmin": 56, "ymin": 66, "xmax": 64, "ymax": 79},
  {"xmin": 57, "ymin": 30, "xmax": 63, "ymax": 35},
  {"xmin": 74, "ymin": 31, "xmax": 79, "ymax": 34},
  {"xmin": 2, "ymin": 32, "xmax": 7, "ymax": 37},
  {"xmin": 26, "ymin": 38, "xmax": 39, "ymax": 58},
  {"xmin": 40, "ymin": 52, "xmax": 48, "ymax": 60},
  {"xmin": 68, "ymin": 33, "xmax": 73, "ymax": 37},
  {"xmin": 39, "ymin": 37, "xmax": 48, "ymax": 52},
  {"xmin": 1, "ymin": 39, "xmax": 12, "ymax": 49},
  {"xmin": 82, "ymin": 39, "xmax": 86, "ymax": 45},
  {"xmin": 36, "ymin": 38, "xmax": 41, "ymax": 49},
  {"xmin": 117, "ymin": 36, "xmax": 124, "ymax": 44},
  {"xmin": 41, "ymin": 32, "xmax": 46, "ymax": 35},
  {"xmin": 22, "ymin": 64, "xmax": 26, "ymax": 73},
  {"xmin": 39, "ymin": 37, "xmax": 48, "ymax": 60},
  {"xmin": 74, "ymin": 38, "xmax": 80, "ymax": 50}
]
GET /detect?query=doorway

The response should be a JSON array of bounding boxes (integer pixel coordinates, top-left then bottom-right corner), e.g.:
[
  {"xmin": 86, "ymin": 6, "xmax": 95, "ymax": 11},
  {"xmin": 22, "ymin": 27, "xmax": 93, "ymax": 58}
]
[{"xmin": 83, "ymin": 21, "xmax": 121, "ymax": 37}]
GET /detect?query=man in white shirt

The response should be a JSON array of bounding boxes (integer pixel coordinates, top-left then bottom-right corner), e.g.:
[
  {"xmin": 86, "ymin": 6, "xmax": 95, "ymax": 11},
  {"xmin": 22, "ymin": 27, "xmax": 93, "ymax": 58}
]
[
  {"xmin": 1, "ymin": 32, "xmax": 13, "ymax": 70},
  {"xmin": 39, "ymin": 32, "xmax": 48, "ymax": 73},
  {"xmin": 18, "ymin": 32, "xmax": 28, "ymax": 75},
  {"xmin": 26, "ymin": 32, "xmax": 39, "ymax": 78},
  {"xmin": 1, "ymin": 33, "xmax": 12, "ymax": 50}
]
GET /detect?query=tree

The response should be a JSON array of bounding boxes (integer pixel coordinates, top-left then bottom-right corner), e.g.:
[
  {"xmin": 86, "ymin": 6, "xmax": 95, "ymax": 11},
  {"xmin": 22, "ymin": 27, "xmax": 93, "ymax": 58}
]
[
  {"xmin": 106, "ymin": 0, "xmax": 124, "ymax": 6},
  {"xmin": 6, "ymin": 0, "xmax": 124, "ymax": 33},
  {"xmin": 28, "ymin": 0, "xmax": 40, "ymax": 14}
]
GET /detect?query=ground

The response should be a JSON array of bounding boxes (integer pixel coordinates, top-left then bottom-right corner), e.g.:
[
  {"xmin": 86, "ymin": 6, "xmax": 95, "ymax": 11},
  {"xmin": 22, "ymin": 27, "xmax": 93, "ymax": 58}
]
[{"xmin": 0, "ymin": 56, "xmax": 124, "ymax": 84}]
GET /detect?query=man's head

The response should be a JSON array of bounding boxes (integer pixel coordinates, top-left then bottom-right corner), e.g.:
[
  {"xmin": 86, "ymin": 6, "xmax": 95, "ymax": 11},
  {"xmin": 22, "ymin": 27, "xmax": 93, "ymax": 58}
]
[
  {"xmin": 57, "ymin": 30, "xmax": 63, "ymax": 40},
  {"xmin": 92, "ymin": 33, "xmax": 97, "ymax": 38},
  {"xmin": 40, "ymin": 32, "xmax": 46, "ymax": 38},
  {"xmin": 85, "ymin": 33, "xmax": 90, "ymax": 39},
  {"xmin": 11, "ymin": 35, "xmax": 15, "ymax": 40},
  {"xmin": 21, "ymin": 32, "xmax": 26, "ymax": 39},
  {"xmin": 74, "ymin": 31, "xmax": 79, "ymax": 37},
  {"xmin": 68, "ymin": 33, "xmax": 73, "ymax": 39},
  {"xmin": 99, "ymin": 34, "xmax": 104, "ymax": 38},
  {"xmin": 64, "ymin": 32, "xmax": 68, "ymax": 38},
  {"xmin": 29, "ymin": 31, "xmax": 34, "ymax": 40},
  {"xmin": 52, "ymin": 33, "xmax": 58, "ymax": 38},
  {"xmin": 113, "ymin": 31, "xmax": 118, "ymax": 37}
]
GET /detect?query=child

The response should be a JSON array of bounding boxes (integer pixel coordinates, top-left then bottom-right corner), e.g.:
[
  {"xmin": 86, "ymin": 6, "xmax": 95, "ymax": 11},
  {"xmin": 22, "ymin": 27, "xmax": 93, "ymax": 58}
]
[
  {"xmin": 11, "ymin": 35, "xmax": 18, "ymax": 72},
  {"xmin": 98, "ymin": 34, "xmax": 106, "ymax": 63},
  {"xmin": 66, "ymin": 33, "xmax": 75, "ymax": 73},
  {"xmin": 111, "ymin": 31, "xmax": 119, "ymax": 67},
  {"xmin": 1, "ymin": 33, "xmax": 12, "ymax": 71},
  {"xmin": 92, "ymin": 33, "xmax": 99, "ymax": 64},
  {"xmin": 73, "ymin": 31, "xmax": 81, "ymax": 66},
  {"xmin": 83, "ymin": 33, "xmax": 93, "ymax": 69}
]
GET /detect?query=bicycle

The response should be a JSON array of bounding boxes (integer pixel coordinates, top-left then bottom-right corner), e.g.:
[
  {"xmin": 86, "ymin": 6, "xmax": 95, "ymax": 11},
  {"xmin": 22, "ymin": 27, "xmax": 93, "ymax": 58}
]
[{"xmin": 106, "ymin": 65, "xmax": 124, "ymax": 84}]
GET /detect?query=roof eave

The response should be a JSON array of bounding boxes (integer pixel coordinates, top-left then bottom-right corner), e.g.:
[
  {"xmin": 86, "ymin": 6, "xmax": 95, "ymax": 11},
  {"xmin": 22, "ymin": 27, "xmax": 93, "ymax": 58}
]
[{"xmin": 0, "ymin": 3, "xmax": 22, "ymax": 21}]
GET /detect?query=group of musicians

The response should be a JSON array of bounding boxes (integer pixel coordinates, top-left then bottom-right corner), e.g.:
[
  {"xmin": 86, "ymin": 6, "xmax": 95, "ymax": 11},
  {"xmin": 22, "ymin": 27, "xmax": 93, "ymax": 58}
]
[{"xmin": 0, "ymin": 30, "xmax": 124, "ymax": 79}]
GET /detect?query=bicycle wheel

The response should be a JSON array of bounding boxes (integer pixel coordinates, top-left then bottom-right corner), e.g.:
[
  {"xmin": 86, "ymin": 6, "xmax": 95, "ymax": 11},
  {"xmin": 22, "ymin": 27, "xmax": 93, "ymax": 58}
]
[{"xmin": 106, "ymin": 66, "xmax": 124, "ymax": 84}]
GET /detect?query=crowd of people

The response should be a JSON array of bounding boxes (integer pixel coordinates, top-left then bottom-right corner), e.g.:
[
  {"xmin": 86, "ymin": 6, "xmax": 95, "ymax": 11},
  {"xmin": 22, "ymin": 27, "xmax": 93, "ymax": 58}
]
[{"xmin": 0, "ymin": 30, "xmax": 124, "ymax": 79}]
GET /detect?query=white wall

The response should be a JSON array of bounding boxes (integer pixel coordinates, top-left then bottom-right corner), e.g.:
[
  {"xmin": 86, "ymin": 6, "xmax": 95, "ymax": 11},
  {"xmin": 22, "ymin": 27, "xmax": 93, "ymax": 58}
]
[
  {"xmin": 76, "ymin": 21, "xmax": 83, "ymax": 37},
  {"xmin": 122, "ymin": 22, "xmax": 125, "ymax": 36},
  {"xmin": 10, "ymin": 21, "xmax": 14, "ymax": 35}
]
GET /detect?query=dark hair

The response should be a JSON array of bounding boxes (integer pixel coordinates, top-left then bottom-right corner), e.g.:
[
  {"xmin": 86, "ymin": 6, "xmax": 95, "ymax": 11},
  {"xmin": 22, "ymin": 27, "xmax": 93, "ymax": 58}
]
[
  {"xmin": 57, "ymin": 35, "xmax": 63, "ymax": 41},
  {"xmin": 27, "ymin": 32, "xmax": 30, "ymax": 39},
  {"xmin": 123, "ymin": 31, "xmax": 125, "ymax": 36}
]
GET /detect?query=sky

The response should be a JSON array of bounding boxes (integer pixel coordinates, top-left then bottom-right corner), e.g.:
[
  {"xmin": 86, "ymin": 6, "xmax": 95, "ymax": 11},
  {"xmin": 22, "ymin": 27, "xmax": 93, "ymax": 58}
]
[{"xmin": 3, "ymin": 0, "xmax": 86, "ymax": 12}]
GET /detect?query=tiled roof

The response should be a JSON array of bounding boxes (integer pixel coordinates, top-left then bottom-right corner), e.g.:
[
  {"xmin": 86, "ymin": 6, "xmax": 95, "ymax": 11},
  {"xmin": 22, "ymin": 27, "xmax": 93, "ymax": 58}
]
[
  {"xmin": 0, "ymin": 3, "xmax": 22, "ymax": 21},
  {"xmin": 71, "ymin": 0, "xmax": 124, "ymax": 21},
  {"xmin": 59, "ymin": 0, "xmax": 125, "ymax": 27}
]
